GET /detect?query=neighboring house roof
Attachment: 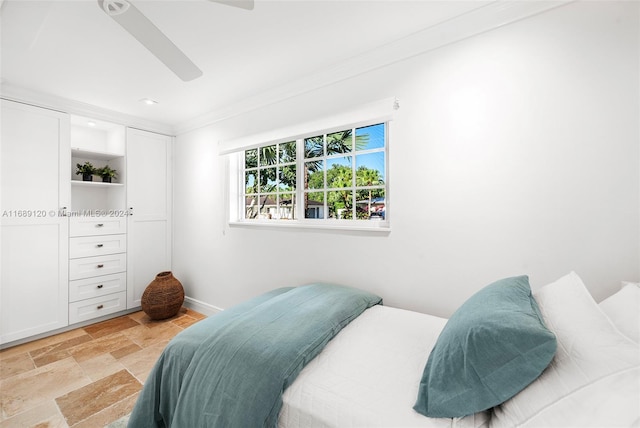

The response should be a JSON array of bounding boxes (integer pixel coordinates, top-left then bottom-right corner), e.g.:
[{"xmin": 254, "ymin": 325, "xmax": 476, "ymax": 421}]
[
  {"xmin": 356, "ymin": 197, "xmax": 385, "ymax": 205},
  {"xmin": 245, "ymin": 196, "xmax": 323, "ymax": 207},
  {"xmin": 245, "ymin": 196, "xmax": 381, "ymax": 208}
]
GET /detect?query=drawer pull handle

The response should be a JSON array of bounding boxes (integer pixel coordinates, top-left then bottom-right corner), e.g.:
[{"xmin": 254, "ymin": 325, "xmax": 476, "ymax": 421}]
[
  {"xmin": 97, "ymin": 264, "xmax": 104, "ymax": 268},
  {"xmin": 96, "ymin": 223, "xmax": 104, "ymax": 227},
  {"xmin": 97, "ymin": 284, "xmax": 104, "ymax": 289},
  {"xmin": 96, "ymin": 244, "xmax": 104, "ymax": 248},
  {"xmin": 97, "ymin": 304, "xmax": 104, "ymax": 310}
]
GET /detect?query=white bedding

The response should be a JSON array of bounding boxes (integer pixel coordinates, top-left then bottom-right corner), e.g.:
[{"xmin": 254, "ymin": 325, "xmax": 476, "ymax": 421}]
[
  {"xmin": 492, "ymin": 272, "xmax": 640, "ymax": 427},
  {"xmin": 278, "ymin": 274, "xmax": 639, "ymax": 428},
  {"xmin": 599, "ymin": 282, "xmax": 640, "ymax": 343},
  {"xmin": 278, "ymin": 305, "xmax": 489, "ymax": 428},
  {"xmin": 518, "ymin": 366, "xmax": 640, "ymax": 427}
]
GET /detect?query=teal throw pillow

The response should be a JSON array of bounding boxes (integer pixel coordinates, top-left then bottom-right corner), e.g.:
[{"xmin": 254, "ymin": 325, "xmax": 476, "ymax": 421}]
[{"xmin": 413, "ymin": 275, "xmax": 556, "ymax": 418}]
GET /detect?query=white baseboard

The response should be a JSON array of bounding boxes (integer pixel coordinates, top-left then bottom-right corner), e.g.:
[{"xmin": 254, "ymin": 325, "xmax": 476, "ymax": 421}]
[{"xmin": 183, "ymin": 296, "xmax": 223, "ymax": 317}]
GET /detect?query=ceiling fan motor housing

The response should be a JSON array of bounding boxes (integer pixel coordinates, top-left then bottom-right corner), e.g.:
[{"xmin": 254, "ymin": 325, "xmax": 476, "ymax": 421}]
[{"xmin": 101, "ymin": 0, "xmax": 130, "ymax": 17}]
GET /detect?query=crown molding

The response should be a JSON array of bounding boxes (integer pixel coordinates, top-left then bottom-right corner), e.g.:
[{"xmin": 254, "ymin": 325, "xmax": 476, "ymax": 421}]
[
  {"xmin": 175, "ymin": 0, "xmax": 573, "ymax": 135},
  {"xmin": 0, "ymin": 83, "xmax": 175, "ymax": 136}
]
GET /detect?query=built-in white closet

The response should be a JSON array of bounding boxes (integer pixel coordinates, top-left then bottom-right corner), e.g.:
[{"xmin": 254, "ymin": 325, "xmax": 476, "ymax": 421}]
[
  {"xmin": 0, "ymin": 99, "xmax": 172, "ymax": 346},
  {"xmin": 1, "ymin": 100, "xmax": 70, "ymax": 344}
]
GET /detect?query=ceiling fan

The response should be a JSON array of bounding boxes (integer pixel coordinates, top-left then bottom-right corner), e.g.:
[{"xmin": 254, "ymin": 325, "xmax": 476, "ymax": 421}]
[{"xmin": 97, "ymin": 0, "xmax": 254, "ymax": 82}]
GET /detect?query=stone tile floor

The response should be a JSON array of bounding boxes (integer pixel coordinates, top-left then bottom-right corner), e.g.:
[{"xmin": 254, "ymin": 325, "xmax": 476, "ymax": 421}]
[{"xmin": 0, "ymin": 308, "xmax": 206, "ymax": 427}]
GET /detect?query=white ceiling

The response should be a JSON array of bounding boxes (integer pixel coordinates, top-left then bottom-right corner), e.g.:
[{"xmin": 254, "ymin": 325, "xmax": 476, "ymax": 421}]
[{"xmin": 1, "ymin": 0, "xmax": 492, "ymax": 130}]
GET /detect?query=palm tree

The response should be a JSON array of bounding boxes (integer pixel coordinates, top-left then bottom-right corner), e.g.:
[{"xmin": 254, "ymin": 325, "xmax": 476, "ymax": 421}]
[
  {"xmin": 245, "ymin": 129, "xmax": 371, "ymax": 219},
  {"xmin": 245, "ymin": 145, "xmax": 278, "ymax": 218},
  {"xmin": 356, "ymin": 167, "xmax": 384, "ymax": 216},
  {"xmin": 302, "ymin": 130, "xmax": 369, "ymax": 218}
]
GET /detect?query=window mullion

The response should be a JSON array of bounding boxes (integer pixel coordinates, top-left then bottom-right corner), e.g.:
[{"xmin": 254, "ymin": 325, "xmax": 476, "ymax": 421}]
[
  {"xmin": 351, "ymin": 127, "xmax": 356, "ymax": 220},
  {"xmin": 296, "ymin": 138, "xmax": 304, "ymax": 221},
  {"xmin": 323, "ymin": 134, "xmax": 328, "ymax": 219}
]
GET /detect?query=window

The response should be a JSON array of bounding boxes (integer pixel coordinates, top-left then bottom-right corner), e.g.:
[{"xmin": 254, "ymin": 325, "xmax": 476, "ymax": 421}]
[
  {"xmin": 241, "ymin": 122, "xmax": 387, "ymax": 226},
  {"xmin": 244, "ymin": 141, "xmax": 297, "ymax": 220}
]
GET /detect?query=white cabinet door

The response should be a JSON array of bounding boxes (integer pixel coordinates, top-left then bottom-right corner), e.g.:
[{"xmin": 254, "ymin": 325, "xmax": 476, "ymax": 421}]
[
  {"xmin": 126, "ymin": 128, "xmax": 172, "ymax": 308},
  {"xmin": 1, "ymin": 100, "xmax": 70, "ymax": 344}
]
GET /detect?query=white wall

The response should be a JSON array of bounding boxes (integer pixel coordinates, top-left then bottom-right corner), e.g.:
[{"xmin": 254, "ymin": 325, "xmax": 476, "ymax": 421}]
[{"xmin": 173, "ymin": 1, "xmax": 639, "ymax": 317}]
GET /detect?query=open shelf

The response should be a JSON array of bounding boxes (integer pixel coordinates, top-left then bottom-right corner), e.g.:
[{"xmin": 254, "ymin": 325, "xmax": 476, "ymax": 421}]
[
  {"xmin": 71, "ymin": 180, "xmax": 124, "ymax": 188},
  {"xmin": 71, "ymin": 148, "xmax": 124, "ymax": 161}
]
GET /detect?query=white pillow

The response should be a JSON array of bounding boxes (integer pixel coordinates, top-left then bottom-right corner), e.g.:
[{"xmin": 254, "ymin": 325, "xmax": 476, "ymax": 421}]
[
  {"xmin": 599, "ymin": 282, "xmax": 640, "ymax": 344},
  {"xmin": 490, "ymin": 272, "xmax": 640, "ymax": 428}
]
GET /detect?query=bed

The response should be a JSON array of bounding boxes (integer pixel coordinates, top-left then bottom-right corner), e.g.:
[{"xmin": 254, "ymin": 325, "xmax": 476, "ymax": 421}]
[{"xmin": 128, "ymin": 273, "xmax": 640, "ymax": 428}]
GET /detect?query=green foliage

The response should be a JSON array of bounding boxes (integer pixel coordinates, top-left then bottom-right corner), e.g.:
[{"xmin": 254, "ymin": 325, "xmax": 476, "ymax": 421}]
[
  {"xmin": 279, "ymin": 141, "xmax": 296, "ymax": 163},
  {"xmin": 356, "ymin": 165, "xmax": 383, "ymax": 187},
  {"xmin": 279, "ymin": 165, "xmax": 296, "ymax": 190},
  {"xmin": 96, "ymin": 165, "xmax": 117, "ymax": 179},
  {"xmin": 244, "ymin": 129, "xmax": 381, "ymax": 220},
  {"xmin": 245, "ymin": 148, "xmax": 258, "ymax": 168},
  {"xmin": 259, "ymin": 144, "xmax": 278, "ymax": 166},
  {"xmin": 75, "ymin": 161, "xmax": 96, "ymax": 176},
  {"xmin": 259, "ymin": 167, "xmax": 277, "ymax": 191},
  {"xmin": 308, "ymin": 164, "xmax": 385, "ymax": 219},
  {"xmin": 304, "ymin": 136, "xmax": 324, "ymax": 159},
  {"xmin": 308, "ymin": 164, "xmax": 384, "ymax": 190}
]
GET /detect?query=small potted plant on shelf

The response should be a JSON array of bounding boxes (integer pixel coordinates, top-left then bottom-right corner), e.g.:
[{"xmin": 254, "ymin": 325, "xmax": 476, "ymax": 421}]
[
  {"xmin": 96, "ymin": 165, "xmax": 118, "ymax": 183},
  {"xmin": 75, "ymin": 161, "xmax": 96, "ymax": 181}
]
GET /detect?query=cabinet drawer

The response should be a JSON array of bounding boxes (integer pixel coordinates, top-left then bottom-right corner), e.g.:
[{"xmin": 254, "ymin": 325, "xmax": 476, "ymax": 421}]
[
  {"xmin": 70, "ymin": 217, "xmax": 126, "ymax": 237},
  {"xmin": 69, "ymin": 253, "xmax": 126, "ymax": 280},
  {"xmin": 69, "ymin": 291, "xmax": 127, "ymax": 324},
  {"xmin": 69, "ymin": 272, "xmax": 126, "ymax": 303},
  {"xmin": 69, "ymin": 234, "xmax": 126, "ymax": 259}
]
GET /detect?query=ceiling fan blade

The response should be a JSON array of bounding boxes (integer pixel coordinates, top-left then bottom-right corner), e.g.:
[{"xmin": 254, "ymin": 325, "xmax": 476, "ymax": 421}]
[
  {"xmin": 208, "ymin": 0, "xmax": 254, "ymax": 11},
  {"xmin": 97, "ymin": 0, "xmax": 203, "ymax": 82}
]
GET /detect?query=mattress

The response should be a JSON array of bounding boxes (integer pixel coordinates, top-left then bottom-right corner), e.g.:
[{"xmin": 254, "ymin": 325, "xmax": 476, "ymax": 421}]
[{"xmin": 278, "ymin": 305, "xmax": 489, "ymax": 428}]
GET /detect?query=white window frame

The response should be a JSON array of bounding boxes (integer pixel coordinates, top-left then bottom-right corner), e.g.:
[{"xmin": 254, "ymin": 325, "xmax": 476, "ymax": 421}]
[{"xmin": 223, "ymin": 98, "xmax": 397, "ymax": 233}]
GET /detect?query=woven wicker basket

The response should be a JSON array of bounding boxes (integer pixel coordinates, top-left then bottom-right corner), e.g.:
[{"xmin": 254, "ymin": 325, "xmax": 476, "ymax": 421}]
[{"xmin": 141, "ymin": 271, "xmax": 184, "ymax": 320}]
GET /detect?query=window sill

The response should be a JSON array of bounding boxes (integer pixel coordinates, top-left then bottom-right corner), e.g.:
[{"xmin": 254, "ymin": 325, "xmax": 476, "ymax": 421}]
[{"xmin": 228, "ymin": 220, "xmax": 391, "ymax": 234}]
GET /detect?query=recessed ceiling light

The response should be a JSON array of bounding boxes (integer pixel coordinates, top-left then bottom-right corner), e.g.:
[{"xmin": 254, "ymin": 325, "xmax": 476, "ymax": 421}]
[
  {"xmin": 87, "ymin": 121, "xmax": 96, "ymax": 127},
  {"xmin": 139, "ymin": 98, "xmax": 158, "ymax": 105}
]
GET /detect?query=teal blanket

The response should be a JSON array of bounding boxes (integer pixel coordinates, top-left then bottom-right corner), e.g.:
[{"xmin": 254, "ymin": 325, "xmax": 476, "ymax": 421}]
[{"xmin": 128, "ymin": 284, "xmax": 382, "ymax": 428}]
